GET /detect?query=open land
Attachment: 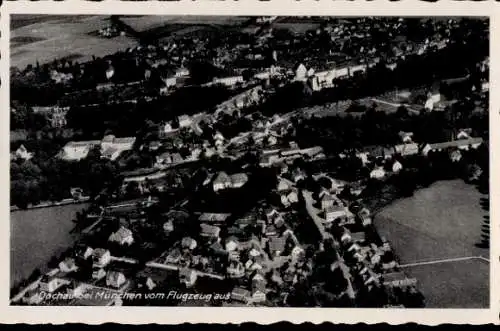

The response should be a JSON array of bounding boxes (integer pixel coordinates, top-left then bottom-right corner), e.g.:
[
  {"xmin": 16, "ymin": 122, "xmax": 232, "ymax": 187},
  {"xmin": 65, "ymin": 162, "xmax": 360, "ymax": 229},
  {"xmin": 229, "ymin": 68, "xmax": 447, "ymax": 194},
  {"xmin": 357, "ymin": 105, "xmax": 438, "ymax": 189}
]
[{"xmin": 375, "ymin": 180, "xmax": 489, "ymax": 307}]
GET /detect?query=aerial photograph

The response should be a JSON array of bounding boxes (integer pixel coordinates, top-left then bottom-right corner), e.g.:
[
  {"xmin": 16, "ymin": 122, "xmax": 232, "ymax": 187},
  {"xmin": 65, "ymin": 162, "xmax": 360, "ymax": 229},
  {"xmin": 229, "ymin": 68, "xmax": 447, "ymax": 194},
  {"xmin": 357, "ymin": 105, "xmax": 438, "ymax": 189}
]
[{"xmin": 9, "ymin": 15, "xmax": 489, "ymax": 308}]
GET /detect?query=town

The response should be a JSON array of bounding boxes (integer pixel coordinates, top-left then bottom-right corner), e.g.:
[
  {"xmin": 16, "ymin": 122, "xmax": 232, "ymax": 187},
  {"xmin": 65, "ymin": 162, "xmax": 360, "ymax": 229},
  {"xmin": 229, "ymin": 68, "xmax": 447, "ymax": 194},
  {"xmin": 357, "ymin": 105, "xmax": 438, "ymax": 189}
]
[{"xmin": 10, "ymin": 16, "xmax": 489, "ymax": 308}]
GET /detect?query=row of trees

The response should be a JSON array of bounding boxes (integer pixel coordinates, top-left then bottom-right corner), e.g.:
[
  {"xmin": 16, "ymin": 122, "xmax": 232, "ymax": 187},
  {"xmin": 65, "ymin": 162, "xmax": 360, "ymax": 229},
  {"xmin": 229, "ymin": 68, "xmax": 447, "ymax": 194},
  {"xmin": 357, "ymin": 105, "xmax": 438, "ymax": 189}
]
[{"xmin": 11, "ymin": 148, "xmax": 120, "ymax": 209}]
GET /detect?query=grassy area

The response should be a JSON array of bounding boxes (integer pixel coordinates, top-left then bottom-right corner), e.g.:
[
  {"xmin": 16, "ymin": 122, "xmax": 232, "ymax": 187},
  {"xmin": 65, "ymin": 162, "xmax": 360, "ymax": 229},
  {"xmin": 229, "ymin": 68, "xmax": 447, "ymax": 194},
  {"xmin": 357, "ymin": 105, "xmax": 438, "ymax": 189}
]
[
  {"xmin": 375, "ymin": 180, "xmax": 488, "ymax": 263},
  {"xmin": 405, "ymin": 259, "xmax": 489, "ymax": 308},
  {"xmin": 11, "ymin": 15, "xmax": 139, "ymax": 69},
  {"xmin": 374, "ymin": 179, "xmax": 489, "ymax": 308}
]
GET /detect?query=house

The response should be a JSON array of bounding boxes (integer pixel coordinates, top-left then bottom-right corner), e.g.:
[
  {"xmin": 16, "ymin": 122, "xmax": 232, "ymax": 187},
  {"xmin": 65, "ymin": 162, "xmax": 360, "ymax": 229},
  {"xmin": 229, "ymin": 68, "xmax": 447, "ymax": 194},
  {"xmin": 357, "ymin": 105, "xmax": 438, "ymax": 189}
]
[
  {"xmin": 181, "ymin": 237, "xmax": 197, "ymax": 250},
  {"xmin": 394, "ymin": 143, "xmax": 419, "ymax": 157},
  {"xmin": 163, "ymin": 220, "xmax": 174, "ymax": 234},
  {"xmin": 324, "ymin": 206, "xmax": 347, "ymax": 223},
  {"xmin": 58, "ymin": 257, "xmax": 78, "ymax": 273},
  {"xmin": 268, "ymin": 237, "xmax": 286, "ymax": 257},
  {"xmin": 457, "ymin": 128, "xmax": 472, "ymax": 140},
  {"xmin": 392, "ymin": 160, "xmax": 403, "ymax": 173},
  {"xmin": 292, "ymin": 169, "xmax": 306, "ymax": 183},
  {"xmin": 422, "ymin": 137, "xmax": 483, "ymax": 155},
  {"xmin": 213, "ymin": 75, "xmax": 244, "ymax": 87},
  {"xmin": 450, "ymin": 150, "xmax": 462, "ymax": 162},
  {"xmin": 92, "ymin": 268, "xmax": 107, "ymax": 280},
  {"xmin": 230, "ymin": 173, "xmax": 249, "ymax": 188},
  {"xmin": 398, "ymin": 131, "xmax": 414, "ymax": 143},
  {"xmin": 100, "ymin": 135, "xmax": 136, "ymax": 160},
  {"xmin": 213, "ymin": 171, "xmax": 232, "ymax": 191},
  {"xmin": 108, "ymin": 226, "xmax": 134, "ymax": 246},
  {"xmin": 227, "ymin": 260, "xmax": 245, "ymax": 278},
  {"xmin": 175, "ymin": 67, "xmax": 190, "ymax": 78},
  {"xmin": 165, "ymin": 249, "xmax": 182, "ymax": 264},
  {"xmin": 22, "ymin": 288, "xmax": 44, "ymax": 305},
  {"xmin": 210, "ymin": 241, "xmax": 226, "ymax": 255},
  {"xmin": 231, "ymin": 287, "xmax": 251, "ymax": 303},
  {"xmin": 248, "ymin": 248, "xmax": 261, "ymax": 259},
  {"xmin": 291, "ymin": 246, "xmax": 305, "ymax": 261},
  {"xmin": 14, "ymin": 144, "xmax": 33, "ymax": 160},
  {"xmin": 370, "ymin": 167, "xmax": 386, "ymax": 179},
  {"xmin": 198, "ymin": 213, "xmax": 231, "ymax": 224},
  {"xmin": 225, "ymin": 237, "xmax": 239, "ymax": 252},
  {"xmin": 264, "ymin": 208, "xmax": 278, "ymax": 223},
  {"xmin": 424, "ymin": 92, "xmax": 441, "ymax": 111},
  {"xmin": 178, "ymin": 115, "xmax": 192, "ymax": 128},
  {"xmin": 61, "ymin": 140, "xmax": 101, "ymax": 161},
  {"xmin": 39, "ymin": 275, "xmax": 67, "ymax": 293},
  {"xmin": 92, "ymin": 248, "xmax": 111, "ymax": 268},
  {"xmin": 295, "ymin": 63, "xmax": 308, "ymax": 81},
  {"xmin": 179, "ymin": 268, "xmax": 197, "ymax": 287},
  {"xmin": 321, "ymin": 193, "xmax": 336, "ymax": 210},
  {"xmin": 200, "ymin": 224, "xmax": 221, "ymax": 239}
]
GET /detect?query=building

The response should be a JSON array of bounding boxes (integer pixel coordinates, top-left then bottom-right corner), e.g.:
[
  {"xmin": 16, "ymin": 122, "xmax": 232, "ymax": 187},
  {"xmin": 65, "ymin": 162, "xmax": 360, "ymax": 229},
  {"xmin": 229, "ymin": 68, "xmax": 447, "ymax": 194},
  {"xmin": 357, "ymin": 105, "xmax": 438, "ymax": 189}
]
[
  {"xmin": 398, "ymin": 131, "xmax": 414, "ymax": 143},
  {"xmin": 108, "ymin": 226, "xmax": 134, "ymax": 246},
  {"xmin": 370, "ymin": 167, "xmax": 386, "ymax": 179},
  {"xmin": 200, "ymin": 224, "xmax": 221, "ymax": 239},
  {"xmin": 39, "ymin": 275, "xmax": 68, "ymax": 293},
  {"xmin": 61, "ymin": 135, "xmax": 135, "ymax": 161},
  {"xmin": 61, "ymin": 140, "xmax": 101, "ymax": 161},
  {"xmin": 92, "ymin": 248, "xmax": 111, "ymax": 268},
  {"xmin": 213, "ymin": 171, "xmax": 232, "ymax": 191},
  {"xmin": 422, "ymin": 137, "xmax": 483, "ymax": 155},
  {"xmin": 294, "ymin": 63, "xmax": 308, "ymax": 81},
  {"xmin": 181, "ymin": 237, "xmax": 197, "ymax": 250},
  {"xmin": 58, "ymin": 257, "xmax": 78, "ymax": 273},
  {"xmin": 178, "ymin": 115, "xmax": 192, "ymax": 128},
  {"xmin": 198, "ymin": 213, "xmax": 231, "ymax": 224},
  {"xmin": 213, "ymin": 75, "xmax": 244, "ymax": 87},
  {"xmin": 213, "ymin": 171, "xmax": 249, "ymax": 191},
  {"xmin": 394, "ymin": 143, "xmax": 419, "ymax": 157},
  {"xmin": 225, "ymin": 237, "xmax": 239, "ymax": 252},
  {"xmin": 227, "ymin": 260, "xmax": 245, "ymax": 278},
  {"xmin": 230, "ymin": 173, "xmax": 249, "ymax": 188},
  {"xmin": 14, "ymin": 144, "xmax": 33, "ymax": 160},
  {"xmin": 324, "ymin": 206, "xmax": 347, "ymax": 223},
  {"xmin": 268, "ymin": 237, "xmax": 286, "ymax": 257},
  {"xmin": 179, "ymin": 268, "xmax": 197, "ymax": 287},
  {"xmin": 321, "ymin": 193, "xmax": 336, "ymax": 210},
  {"xmin": 392, "ymin": 160, "xmax": 403, "ymax": 173},
  {"xmin": 175, "ymin": 67, "xmax": 190, "ymax": 78},
  {"xmin": 92, "ymin": 268, "xmax": 107, "ymax": 280},
  {"xmin": 163, "ymin": 220, "xmax": 174, "ymax": 234},
  {"xmin": 105, "ymin": 271, "xmax": 126, "ymax": 289},
  {"xmin": 424, "ymin": 93, "xmax": 441, "ymax": 111},
  {"xmin": 231, "ymin": 287, "xmax": 251, "ymax": 303}
]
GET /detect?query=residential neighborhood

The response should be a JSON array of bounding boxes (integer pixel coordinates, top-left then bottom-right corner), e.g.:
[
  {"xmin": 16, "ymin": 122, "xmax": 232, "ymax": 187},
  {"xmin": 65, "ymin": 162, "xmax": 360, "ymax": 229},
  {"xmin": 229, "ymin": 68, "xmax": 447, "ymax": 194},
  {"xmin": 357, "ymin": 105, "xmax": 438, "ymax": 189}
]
[{"xmin": 10, "ymin": 16, "xmax": 489, "ymax": 308}]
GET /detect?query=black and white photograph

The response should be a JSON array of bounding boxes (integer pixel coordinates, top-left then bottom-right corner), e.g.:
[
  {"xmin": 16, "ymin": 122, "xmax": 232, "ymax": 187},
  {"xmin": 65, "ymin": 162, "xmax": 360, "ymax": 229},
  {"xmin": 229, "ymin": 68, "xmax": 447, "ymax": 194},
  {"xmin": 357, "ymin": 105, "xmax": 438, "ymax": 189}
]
[{"xmin": 8, "ymin": 14, "xmax": 489, "ymax": 309}]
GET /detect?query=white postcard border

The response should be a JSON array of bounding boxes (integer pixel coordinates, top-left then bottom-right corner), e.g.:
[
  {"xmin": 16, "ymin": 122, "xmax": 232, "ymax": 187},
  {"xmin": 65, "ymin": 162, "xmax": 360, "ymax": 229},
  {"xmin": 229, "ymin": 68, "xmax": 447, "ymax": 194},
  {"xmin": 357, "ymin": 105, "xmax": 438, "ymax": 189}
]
[{"xmin": 0, "ymin": 1, "xmax": 499, "ymax": 325}]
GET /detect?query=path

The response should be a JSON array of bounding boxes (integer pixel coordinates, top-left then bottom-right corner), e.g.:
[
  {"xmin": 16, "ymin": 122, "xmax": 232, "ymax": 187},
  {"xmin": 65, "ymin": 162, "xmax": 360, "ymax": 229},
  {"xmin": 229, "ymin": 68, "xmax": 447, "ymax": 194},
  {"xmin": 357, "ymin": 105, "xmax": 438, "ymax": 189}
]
[{"xmin": 400, "ymin": 256, "xmax": 489, "ymax": 268}]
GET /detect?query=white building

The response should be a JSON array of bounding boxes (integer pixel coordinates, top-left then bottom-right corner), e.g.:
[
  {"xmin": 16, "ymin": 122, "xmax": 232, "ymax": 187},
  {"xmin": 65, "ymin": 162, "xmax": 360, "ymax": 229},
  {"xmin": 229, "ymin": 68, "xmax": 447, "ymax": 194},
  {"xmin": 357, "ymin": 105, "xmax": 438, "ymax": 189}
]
[
  {"xmin": 213, "ymin": 75, "xmax": 244, "ymax": 87},
  {"xmin": 370, "ymin": 167, "xmax": 386, "ymax": 179}
]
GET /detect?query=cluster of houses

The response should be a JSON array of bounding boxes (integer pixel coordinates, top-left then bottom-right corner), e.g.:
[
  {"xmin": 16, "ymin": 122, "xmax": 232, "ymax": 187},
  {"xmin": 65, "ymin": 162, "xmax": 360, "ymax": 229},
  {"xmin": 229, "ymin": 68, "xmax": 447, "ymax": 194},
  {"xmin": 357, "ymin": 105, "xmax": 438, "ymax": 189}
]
[
  {"xmin": 348, "ymin": 129, "xmax": 484, "ymax": 181},
  {"xmin": 60, "ymin": 134, "xmax": 136, "ymax": 161},
  {"xmin": 19, "ymin": 240, "xmax": 133, "ymax": 306}
]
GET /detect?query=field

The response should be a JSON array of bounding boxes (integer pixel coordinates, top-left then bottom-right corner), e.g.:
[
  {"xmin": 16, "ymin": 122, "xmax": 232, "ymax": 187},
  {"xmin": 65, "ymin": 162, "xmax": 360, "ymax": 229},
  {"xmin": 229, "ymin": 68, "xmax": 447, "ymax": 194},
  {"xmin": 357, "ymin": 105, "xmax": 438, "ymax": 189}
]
[
  {"xmin": 375, "ymin": 179, "xmax": 489, "ymax": 307},
  {"xmin": 405, "ymin": 259, "xmax": 489, "ymax": 308},
  {"xmin": 120, "ymin": 15, "xmax": 249, "ymax": 32},
  {"xmin": 11, "ymin": 15, "xmax": 139, "ymax": 69}
]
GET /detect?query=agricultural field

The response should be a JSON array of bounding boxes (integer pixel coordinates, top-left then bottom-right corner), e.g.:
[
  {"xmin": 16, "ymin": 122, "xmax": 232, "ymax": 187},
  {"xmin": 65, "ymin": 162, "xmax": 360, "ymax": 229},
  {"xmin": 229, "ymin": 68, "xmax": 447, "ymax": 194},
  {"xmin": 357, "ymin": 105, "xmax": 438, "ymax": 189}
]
[{"xmin": 10, "ymin": 15, "xmax": 139, "ymax": 69}]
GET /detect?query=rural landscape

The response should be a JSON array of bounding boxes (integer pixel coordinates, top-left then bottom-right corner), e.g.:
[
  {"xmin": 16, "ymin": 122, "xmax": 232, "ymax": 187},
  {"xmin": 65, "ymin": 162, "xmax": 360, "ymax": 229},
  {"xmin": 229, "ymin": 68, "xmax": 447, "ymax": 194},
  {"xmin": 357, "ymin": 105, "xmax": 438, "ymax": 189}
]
[{"xmin": 10, "ymin": 15, "xmax": 489, "ymax": 308}]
